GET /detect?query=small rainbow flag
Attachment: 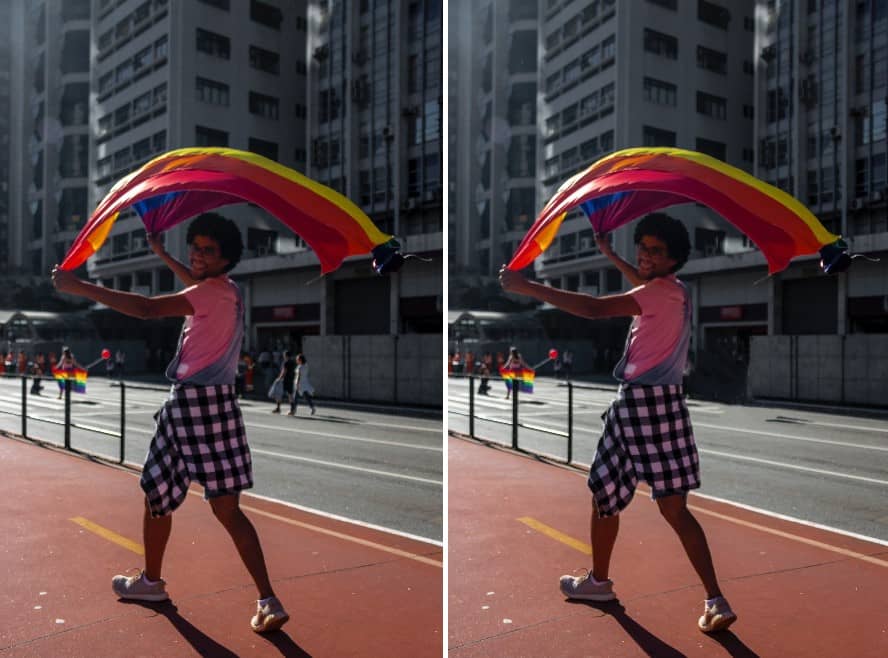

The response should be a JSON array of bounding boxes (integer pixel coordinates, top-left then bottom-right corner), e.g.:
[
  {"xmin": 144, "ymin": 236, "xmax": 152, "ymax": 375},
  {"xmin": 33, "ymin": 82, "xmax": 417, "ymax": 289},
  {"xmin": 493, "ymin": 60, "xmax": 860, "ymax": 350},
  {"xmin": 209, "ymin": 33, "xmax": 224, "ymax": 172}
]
[
  {"xmin": 499, "ymin": 367, "xmax": 534, "ymax": 393},
  {"xmin": 52, "ymin": 367, "xmax": 87, "ymax": 394}
]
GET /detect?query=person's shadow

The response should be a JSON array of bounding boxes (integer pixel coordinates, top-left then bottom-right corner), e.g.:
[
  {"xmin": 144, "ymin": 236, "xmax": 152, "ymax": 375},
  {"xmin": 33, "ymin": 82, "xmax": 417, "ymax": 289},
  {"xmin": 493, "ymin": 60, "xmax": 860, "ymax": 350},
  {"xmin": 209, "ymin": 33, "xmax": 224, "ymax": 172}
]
[
  {"xmin": 570, "ymin": 600, "xmax": 759, "ymax": 658},
  {"xmin": 121, "ymin": 600, "xmax": 312, "ymax": 657}
]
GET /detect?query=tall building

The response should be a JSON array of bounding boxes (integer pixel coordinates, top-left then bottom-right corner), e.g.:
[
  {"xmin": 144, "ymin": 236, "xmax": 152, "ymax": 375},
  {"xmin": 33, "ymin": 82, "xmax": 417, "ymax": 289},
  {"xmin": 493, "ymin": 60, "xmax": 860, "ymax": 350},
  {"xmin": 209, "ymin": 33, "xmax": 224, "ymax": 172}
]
[
  {"xmin": 754, "ymin": 0, "xmax": 888, "ymax": 338},
  {"xmin": 88, "ymin": 0, "xmax": 313, "ymax": 352},
  {"xmin": 449, "ymin": 0, "xmax": 540, "ymax": 281},
  {"xmin": 8, "ymin": 0, "xmax": 92, "ymax": 279},
  {"xmin": 0, "ymin": 1, "xmax": 10, "ymax": 278},
  {"xmin": 307, "ymin": 0, "xmax": 443, "ymax": 335}
]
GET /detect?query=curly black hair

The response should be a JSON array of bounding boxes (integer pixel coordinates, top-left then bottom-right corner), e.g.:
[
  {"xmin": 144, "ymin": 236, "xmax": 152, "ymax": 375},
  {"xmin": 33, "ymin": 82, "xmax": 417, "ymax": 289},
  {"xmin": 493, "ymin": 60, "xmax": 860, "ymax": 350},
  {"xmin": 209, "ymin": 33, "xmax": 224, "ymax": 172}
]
[
  {"xmin": 186, "ymin": 212, "xmax": 244, "ymax": 272},
  {"xmin": 633, "ymin": 213, "xmax": 691, "ymax": 272}
]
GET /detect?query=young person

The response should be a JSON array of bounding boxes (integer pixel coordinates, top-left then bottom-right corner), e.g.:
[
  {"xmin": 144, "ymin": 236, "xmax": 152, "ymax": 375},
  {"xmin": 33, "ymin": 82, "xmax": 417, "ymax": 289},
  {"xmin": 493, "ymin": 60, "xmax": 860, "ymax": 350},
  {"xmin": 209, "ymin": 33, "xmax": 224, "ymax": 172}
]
[
  {"xmin": 291, "ymin": 353, "xmax": 316, "ymax": 416},
  {"xmin": 51, "ymin": 213, "xmax": 289, "ymax": 634},
  {"xmin": 499, "ymin": 214, "xmax": 737, "ymax": 634}
]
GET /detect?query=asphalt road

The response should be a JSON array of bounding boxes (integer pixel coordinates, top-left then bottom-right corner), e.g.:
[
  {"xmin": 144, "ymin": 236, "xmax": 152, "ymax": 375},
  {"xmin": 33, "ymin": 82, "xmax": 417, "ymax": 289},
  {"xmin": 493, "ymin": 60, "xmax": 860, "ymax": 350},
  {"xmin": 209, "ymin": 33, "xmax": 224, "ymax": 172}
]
[
  {"xmin": 448, "ymin": 375, "xmax": 888, "ymax": 544},
  {"xmin": 0, "ymin": 375, "xmax": 443, "ymax": 543}
]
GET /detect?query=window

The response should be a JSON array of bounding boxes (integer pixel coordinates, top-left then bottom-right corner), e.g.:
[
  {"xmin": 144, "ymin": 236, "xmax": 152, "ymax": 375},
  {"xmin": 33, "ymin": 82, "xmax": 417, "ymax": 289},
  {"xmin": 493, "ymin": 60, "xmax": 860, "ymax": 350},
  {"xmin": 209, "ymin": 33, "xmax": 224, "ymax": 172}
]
[
  {"xmin": 198, "ymin": 0, "xmax": 230, "ymax": 8},
  {"xmin": 698, "ymin": 0, "xmax": 730, "ymax": 30},
  {"xmin": 696, "ymin": 46, "xmax": 727, "ymax": 74},
  {"xmin": 152, "ymin": 130, "xmax": 166, "ymax": 152},
  {"xmin": 133, "ymin": 45, "xmax": 153, "ymax": 73},
  {"xmin": 643, "ymin": 126, "xmax": 676, "ymax": 147},
  {"xmin": 644, "ymin": 28, "xmax": 678, "ymax": 59},
  {"xmin": 249, "ymin": 92, "xmax": 279, "ymax": 119},
  {"xmin": 153, "ymin": 82, "xmax": 168, "ymax": 106},
  {"xmin": 154, "ymin": 35, "xmax": 168, "ymax": 61},
  {"xmin": 601, "ymin": 35, "xmax": 615, "ymax": 62},
  {"xmin": 132, "ymin": 137, "xmax": 152, "ymax": 162},
  {"xmin": 250, "ymin": 0, "xmax": 282, "ymax": 29},
  {"xmin": 647, "ymin": 0, "xmax": 677, "ymax": 8},
  {"xmin": 742, "ymin": 104, "xmax": 754, "ymax": 119},
  {"xmin": 696, "ymin": 137, "xmax": 726, "ymax": 161},
  {"xmin": 60, "ymin": 135, "xmax": 89, "ymax": 177},
  {"xmin": 196, "ymin": 28, "xmax": 230, "ymax": 59},
  {"xmin": 249, "ymin": 46, "xmax": 280, "ymax": 74},
  {"xmin": 196, "ymin": 77, "xmax": 230, "ymax": 106},
  {"xmin": 743, "ymin": 59, "xmax": 754, "ymax": 75},
  {"xmin": 132, "ymin": 91, "xmax": 152, "ymax": 116},
  {"xmin": 696, "ymin": 91, "xmax": 727, "ymax": 119},
  {"xmin": 60, "ymin": 83, "xmax": 89, "ymax": 126},
  {"xmin": 249, "ymin": 137, "xmax": 278, "ymax": 161},
  {"xmin": 643, "ymin": 77, "xmax": 677, "ymax": 106},
  {"xmin": 195, "ymin": 125, "xmax": 228, "ymax": 147}
]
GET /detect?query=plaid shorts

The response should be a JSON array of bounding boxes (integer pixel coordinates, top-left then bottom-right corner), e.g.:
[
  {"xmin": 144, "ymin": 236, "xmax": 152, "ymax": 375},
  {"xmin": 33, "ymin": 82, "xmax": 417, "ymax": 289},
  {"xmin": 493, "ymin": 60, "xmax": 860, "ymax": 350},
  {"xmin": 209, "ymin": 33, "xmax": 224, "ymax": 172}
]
[
  {"xmin": 588, "ymin": 383, "xmax": 700, "ymax": 518},
  {"xmin": 141, "ymin": 384, "xmax": 253, "ymax": 517}
]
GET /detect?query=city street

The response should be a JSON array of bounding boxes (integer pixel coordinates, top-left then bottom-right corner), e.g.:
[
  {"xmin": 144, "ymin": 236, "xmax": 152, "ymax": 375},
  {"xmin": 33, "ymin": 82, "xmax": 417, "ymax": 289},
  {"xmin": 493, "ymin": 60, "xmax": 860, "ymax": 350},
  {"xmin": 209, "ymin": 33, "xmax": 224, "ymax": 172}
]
[
  {"xmin": 448, "ymin": 375, "xmax": 888, "ymax": 544},
  {"xmin": 0, "ymin": 375, "xmax": 443, "ymax": 543}
]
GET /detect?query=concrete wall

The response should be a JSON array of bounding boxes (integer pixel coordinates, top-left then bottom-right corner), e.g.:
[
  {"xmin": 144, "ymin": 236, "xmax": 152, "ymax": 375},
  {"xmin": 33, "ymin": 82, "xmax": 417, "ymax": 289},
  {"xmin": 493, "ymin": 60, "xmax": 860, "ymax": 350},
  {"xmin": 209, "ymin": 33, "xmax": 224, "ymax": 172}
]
[
  {"xmin": 749, "ymin": 335, "xmax": 888, "ymax": 406},
  {"xmin": 304, "ymin": 334, "xmax": 442, "ymax": 407}
]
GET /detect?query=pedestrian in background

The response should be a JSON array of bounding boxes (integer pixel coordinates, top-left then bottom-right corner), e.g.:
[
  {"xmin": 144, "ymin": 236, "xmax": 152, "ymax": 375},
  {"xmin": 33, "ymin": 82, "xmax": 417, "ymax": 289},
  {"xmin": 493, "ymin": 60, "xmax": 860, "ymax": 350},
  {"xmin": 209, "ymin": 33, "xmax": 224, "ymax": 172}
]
[
  {"xmin": 115, "ymin": 349, "xmax": 126, "ymax": 379},
  {"xmin": 291, "ymin": 353, "xmax": 316, "ymax": 416},
  {"xmin": 502, "ymin": 347, "xmax": 531, "ymax": 400},
  {"xmin": 270, "ymin": 351, "xmax": 295, "ymax": 414}
]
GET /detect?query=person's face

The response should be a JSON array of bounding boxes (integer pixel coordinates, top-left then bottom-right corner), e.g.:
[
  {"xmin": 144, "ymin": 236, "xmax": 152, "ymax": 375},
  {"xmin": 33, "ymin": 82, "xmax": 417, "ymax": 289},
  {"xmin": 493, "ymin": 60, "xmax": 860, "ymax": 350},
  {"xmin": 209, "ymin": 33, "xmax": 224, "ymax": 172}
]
[
  {"xmin": 188, "ymin": 235, "xmax": 229, "ymax": 279},
  {"xmin": 635, "ymin": 235, "xmax": 677, "ymax": 280}
]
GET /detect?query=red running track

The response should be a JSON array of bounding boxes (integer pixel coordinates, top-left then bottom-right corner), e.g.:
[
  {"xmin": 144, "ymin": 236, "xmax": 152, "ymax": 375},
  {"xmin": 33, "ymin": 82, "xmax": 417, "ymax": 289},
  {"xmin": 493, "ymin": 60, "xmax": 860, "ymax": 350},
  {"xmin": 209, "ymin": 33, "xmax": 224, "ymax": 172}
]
[
  {"xmin": 0, "ymin": 435, "xmax": 442, "ymax": 657},
  {"xmin": 449, "ymin": 435, "xmax": 888, "ymax": 658}
]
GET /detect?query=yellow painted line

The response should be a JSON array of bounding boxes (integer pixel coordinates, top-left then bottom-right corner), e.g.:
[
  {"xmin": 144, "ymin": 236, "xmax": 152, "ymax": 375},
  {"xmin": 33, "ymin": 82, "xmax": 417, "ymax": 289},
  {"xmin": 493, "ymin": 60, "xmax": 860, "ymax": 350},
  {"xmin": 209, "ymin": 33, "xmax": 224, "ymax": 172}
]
[
  {"xmin": 240, "ymin": 504, "xmax": 442, "ymax": 568},
  {"xmin": 70, "ymin": 516, "xmax": 144, "ymax": 556},
  {"xmin": 687, "ymin": 504, "xmax": 888, "ymax": 569},
  {"xmin": 518, "ymin": 516, "xmax": 591, "ymax": 555}
]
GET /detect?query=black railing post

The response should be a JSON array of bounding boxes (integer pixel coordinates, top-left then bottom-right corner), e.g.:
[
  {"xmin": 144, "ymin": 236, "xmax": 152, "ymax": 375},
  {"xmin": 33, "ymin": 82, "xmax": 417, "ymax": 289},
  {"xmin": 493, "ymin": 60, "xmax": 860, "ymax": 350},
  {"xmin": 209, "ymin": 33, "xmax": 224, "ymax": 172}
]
[
  {"xmin": 119, "ymin": 382, "xmax": 126, "ymax": 464},
  {"xmin": 567, "ymin": 382, "xmax": 574, "ymax": 464},
  {"xmin": 468, "ymin": 376, "xmax": 475, "ymax": 438},
  {"xmin": 511, "ymin": 385, "xmax": 519, "ymax": 450},
  {"xmin": 21, "ymin": 376, "xmax": 27, "ymax": 438},
  {"xmin": 64, "ymin": 379, "xmax": 71, "ymax": 450}
]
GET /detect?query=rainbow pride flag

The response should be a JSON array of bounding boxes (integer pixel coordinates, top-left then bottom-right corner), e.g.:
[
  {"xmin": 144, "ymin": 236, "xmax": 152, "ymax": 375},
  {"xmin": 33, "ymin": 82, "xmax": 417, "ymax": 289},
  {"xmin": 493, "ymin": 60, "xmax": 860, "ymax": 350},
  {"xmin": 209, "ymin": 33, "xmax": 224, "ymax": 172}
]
[
  {"xmin": 499, "ymin": 367, "xmax": 534, "ymax": 393},
  {"xmin": 52, "ymin": 367, "xmax": 87, "ymax": 394}
]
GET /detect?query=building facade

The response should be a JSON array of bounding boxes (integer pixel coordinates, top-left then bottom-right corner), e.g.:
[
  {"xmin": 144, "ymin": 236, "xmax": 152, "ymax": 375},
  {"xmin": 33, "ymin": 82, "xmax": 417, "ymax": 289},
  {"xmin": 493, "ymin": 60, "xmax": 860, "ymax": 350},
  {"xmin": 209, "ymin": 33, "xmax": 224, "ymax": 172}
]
[
  {"xmin": 8, "ymin": 0, "xmax": 92, "ymax": 279},
  {"xmin": 306, "ymin": 0, "xmax": 443, "ymax": 339}
]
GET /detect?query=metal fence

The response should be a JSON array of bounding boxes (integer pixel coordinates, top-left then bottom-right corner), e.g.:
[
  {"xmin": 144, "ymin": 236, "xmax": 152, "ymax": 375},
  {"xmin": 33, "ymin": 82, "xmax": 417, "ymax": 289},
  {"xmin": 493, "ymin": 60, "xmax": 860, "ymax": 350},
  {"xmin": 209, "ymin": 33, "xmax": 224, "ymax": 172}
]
[
  {"xmin": 448, "ymin": 374, "xmax": 589, "ymax": 465},
  {"xmin": 0, "ymin": 374, "xmax": 128, "ymax": 464}
]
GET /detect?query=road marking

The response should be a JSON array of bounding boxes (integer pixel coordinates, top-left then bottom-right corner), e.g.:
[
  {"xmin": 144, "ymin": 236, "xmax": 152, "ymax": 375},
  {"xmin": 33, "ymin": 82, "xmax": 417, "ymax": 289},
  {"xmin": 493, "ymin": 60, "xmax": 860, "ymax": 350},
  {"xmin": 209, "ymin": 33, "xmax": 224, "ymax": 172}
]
[
  {"xmin": 70, "ymin": 517, "xmax": 143, "ymax": 555},
  {"xmin": 518, "ymin": 505, "xmax": 888, "ymax": 569},
  {"xmin": 246, "ymin": 422, "xmax": 442, "ymax": 452},
  {"xmin": 696, "ymin": 422, "xmax": 888, "ymax": 452},
  {"xmin": 698, "ymin": 448, "xmax": 888, "ymax": 486},
  {"xmin": 251, "ymin": 448, "xmax": 442, "ymax": 485},
  {"xmin": 686, "ymin": 504, "xmax": 888, "ymax": 569},
  {"xmin": 239, "ymin": 504, "xmax": 443, "ymax": 568},
  {"xmin": 518, "ymin": 517, "xmax": 591, "ymax": 555}
]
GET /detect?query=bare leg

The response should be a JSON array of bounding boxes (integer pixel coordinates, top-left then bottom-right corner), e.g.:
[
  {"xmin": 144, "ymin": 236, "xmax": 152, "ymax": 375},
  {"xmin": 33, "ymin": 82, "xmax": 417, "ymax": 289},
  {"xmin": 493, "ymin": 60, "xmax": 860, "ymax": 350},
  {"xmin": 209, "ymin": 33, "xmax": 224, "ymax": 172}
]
[
  {"xmin": 657, "ymin": 494, "xmax": 721, "ymax": 599},
  {"xmin": 590, "ymin": 499, "xmax": 619, "ymax": 582},
  {"xmin": 210, "ymin": 494, "xmax": 275, "ymax": 599},
  {"xmin": 143, "ymin": 498, "xmax": 172, "ymax": 581}
]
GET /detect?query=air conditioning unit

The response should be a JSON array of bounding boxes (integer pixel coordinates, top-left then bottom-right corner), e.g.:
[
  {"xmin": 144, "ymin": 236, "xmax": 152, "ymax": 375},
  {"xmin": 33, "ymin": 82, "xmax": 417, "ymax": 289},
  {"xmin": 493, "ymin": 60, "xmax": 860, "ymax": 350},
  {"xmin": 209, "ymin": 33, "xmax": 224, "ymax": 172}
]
[
  {"xmin": 423, "ymin": 189, "xmax": 436, "ymax": 203},
  {"xmin": 851, "ymin": 198, "xmax": 866, "ymax": 210},
  {"xmin": 579, "ymin": 237, "xmax": 593, "ymax": 250},
  {"xmin": 402, "ymin": 197, "xmax": 418, "ymax": 211},
  {"xmin": 871, "ymin": 190, "xmax": 885, "ymax": 203}
]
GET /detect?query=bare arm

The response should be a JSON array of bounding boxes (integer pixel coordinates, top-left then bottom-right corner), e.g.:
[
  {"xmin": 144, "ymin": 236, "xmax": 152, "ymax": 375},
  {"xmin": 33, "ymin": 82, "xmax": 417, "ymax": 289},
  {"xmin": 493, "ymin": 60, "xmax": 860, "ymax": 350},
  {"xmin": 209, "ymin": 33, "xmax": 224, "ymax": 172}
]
[
  {"xmin": 147, "ymin": 233, "xmax": 198, "ymax": 287},
  {"xmin": 500, "ymin": 266, "xmax": 641, "ymax": 319},
  {"xmin": 52, "ymin": 267, "xmax": 193, "ymax": 319},
  {"xmin": 596, "ymin": 233, "xmax": 644, "ymax": 288}
]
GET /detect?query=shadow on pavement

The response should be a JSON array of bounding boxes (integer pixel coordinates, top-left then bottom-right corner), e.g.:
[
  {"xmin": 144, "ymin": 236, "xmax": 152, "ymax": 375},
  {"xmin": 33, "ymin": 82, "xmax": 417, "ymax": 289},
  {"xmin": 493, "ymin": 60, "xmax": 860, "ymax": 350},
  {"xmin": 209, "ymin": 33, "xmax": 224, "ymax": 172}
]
[
  {"xmin": 121, "ymin": 600, "xmax": 312, "ymax": 657},
  {"xmin": 570, "ymin": 600, "xmax": 758, "ymax": 658}
]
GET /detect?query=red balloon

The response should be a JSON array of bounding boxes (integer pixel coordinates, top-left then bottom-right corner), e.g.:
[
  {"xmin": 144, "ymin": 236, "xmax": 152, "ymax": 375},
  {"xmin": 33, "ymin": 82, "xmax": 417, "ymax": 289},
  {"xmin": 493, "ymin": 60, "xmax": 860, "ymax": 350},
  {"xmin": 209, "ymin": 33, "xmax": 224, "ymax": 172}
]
[
  {"xmin": 101, "ymin": 348, "xmax": 111, "ymax": 360},
  {"xmin": 548, "ymin": 348, "xmax": 558, "ymax": 360}
]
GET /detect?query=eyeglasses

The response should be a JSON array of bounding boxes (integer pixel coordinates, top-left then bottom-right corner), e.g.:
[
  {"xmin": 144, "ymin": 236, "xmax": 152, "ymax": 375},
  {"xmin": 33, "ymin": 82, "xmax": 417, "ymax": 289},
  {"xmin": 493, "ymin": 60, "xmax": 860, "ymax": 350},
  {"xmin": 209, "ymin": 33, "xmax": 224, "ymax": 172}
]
[
  {"xmin": 189, "ymin": 243, "xmax": 219, "ymax": 257},
  {"xmin": 636, "ymin": 242, "xmax": 668, "ymax": 258}
]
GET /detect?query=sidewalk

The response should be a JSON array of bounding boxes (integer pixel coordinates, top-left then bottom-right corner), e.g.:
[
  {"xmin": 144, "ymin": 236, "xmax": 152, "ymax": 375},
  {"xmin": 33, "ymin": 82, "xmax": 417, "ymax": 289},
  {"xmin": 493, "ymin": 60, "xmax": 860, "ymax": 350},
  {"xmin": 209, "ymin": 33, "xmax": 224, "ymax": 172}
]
[
  {"xmin": 0, "ymin": 435, "xmax": 442, "ymax": 657},
  {"xmin": 448, "ymin": 435, "xmax": 888, "ymax": 657}
]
